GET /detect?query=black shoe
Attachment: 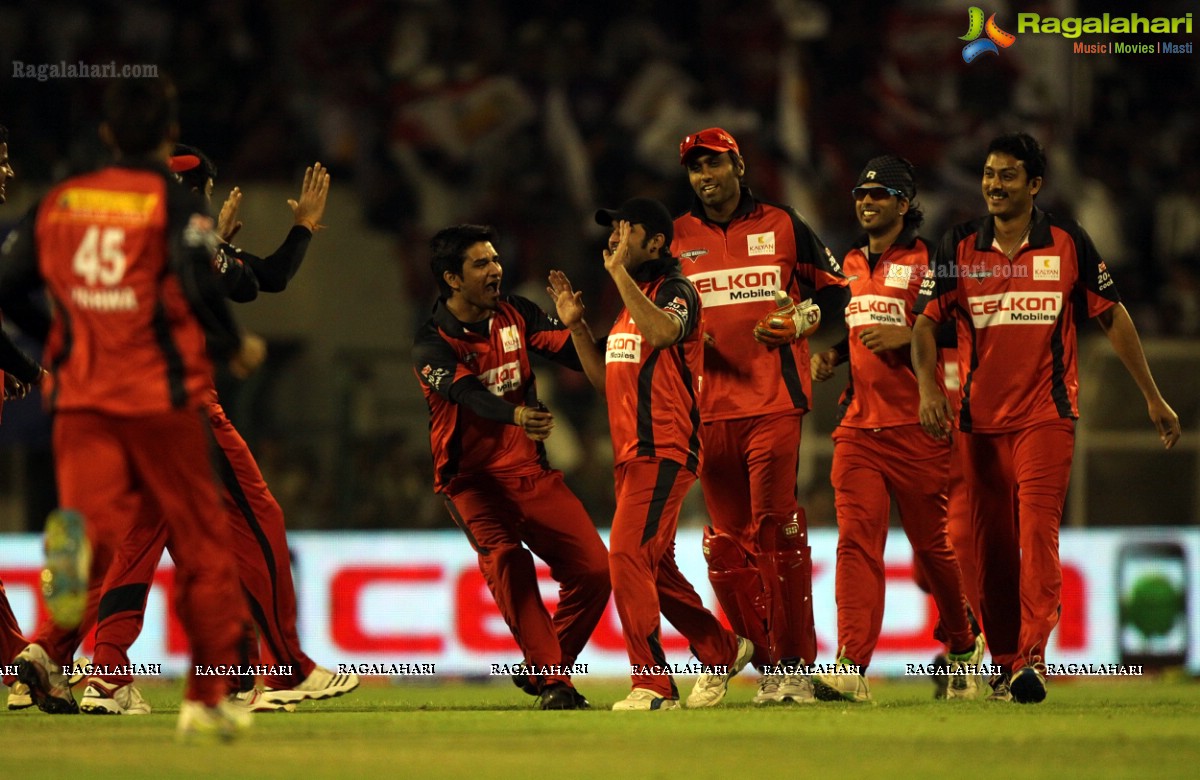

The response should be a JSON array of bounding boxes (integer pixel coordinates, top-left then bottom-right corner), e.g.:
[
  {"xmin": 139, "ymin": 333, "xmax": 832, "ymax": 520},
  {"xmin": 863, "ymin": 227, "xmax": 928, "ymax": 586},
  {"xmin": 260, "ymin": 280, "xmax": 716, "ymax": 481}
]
[
  {"xmin": 930, "ymin": 653, "xmax": 950, "ymax": 700},
  {"xmin": 539, "ymin": 683, "xmax": 581, "ymax": 710},
  {"xmin": 511, "ymin": 662, "xmax": 538, "ymax": 697},
  {"xmin": 570, "ymin": 688, "xmax": 590, "ymax": 709},
  {"xmin": 1010, "ymin": 665, "xmax": 1047, "ymax": 704}
]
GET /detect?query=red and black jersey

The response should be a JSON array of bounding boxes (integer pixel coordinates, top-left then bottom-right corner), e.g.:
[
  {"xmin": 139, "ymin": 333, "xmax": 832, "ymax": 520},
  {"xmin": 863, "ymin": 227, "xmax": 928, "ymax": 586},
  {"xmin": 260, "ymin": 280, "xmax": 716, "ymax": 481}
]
[
  {"xmin": 837, "ymin": 227, "xmax": 943, "ymax": 429},
  {"xmin": 0, "ymin": 160, "xmax": 239, "ymax": 415},
  {"xmin": 413, "ymin": 295, "xmax": 581, "ymax": 492},
  {"xmin": 604, "ymin": 257, "xmax": 703, "ymax": 472},
  {"xmin": 671, "ymin": 188, "xmax": 846, "ymax": 422},
  {"xmin": 914, "ymin": 208, "xmax": 1120, "ymax": 433}
]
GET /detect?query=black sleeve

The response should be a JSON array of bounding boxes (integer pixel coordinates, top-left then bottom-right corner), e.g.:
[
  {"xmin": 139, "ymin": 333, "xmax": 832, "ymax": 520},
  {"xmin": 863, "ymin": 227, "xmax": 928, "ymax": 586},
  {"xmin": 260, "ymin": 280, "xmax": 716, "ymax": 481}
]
[
  {"xmin": 934, "ymin": 319, "xmax": 957, "ymax": 349},
  {"xmin": 225, "ymin": 225, "xmax": 313, "ymax": 294},
  {"xmin": 216, "ymin": 250, "xmax": 261, "ymax": 303},
  {"xmin": 654, "ymin": 274, "xmax": 699, "ymax": 341},
  {"xmin": 166, "ymin": 184, "xmax": 241, "ymax": 361},
  {"xmin": 831, "ymin": 335, "xmax": 849, "ymax": 365},
  {"xmin": 448, "ymin": 376, "xmax": 520, "ymax": 424},
  {"xmin": 508, "ymin": 294, "xmax": 582, "ymax": 371},
  {"xmin": 813, "ymin": 284, "xmax": 849, "ymax": 330},
  {"xmin": 0, "ymin": 204, "xmax": 50, "ymax": 381}
]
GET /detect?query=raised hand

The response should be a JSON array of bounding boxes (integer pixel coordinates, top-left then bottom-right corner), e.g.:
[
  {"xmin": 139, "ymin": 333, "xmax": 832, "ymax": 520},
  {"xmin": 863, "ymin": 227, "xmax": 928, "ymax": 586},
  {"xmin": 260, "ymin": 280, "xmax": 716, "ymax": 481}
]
[
  {"xmin": 217, "ymin": 186, "xmax": 243, "ymax": 242},
  {"xmin": 546, "ymin": 269, "xmax": 585, "ymax": 328},
  {"xmin": 288, "ymin": 163, "xmax": 331, "ymax": 232}
]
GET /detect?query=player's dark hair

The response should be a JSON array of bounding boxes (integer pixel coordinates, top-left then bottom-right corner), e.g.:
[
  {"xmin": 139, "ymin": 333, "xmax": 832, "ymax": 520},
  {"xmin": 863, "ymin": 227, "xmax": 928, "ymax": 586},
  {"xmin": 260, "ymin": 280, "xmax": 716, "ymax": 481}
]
[
  {"xmin": 173, "ymin": 143, "xmax": 217, "ymax": 192},
  {"xmin": 102, "ymin": 77, "xmax": 178, "ymax": 156},
  {"xmin": 903, "ymin": 201, "xmax": 925, "ymax": 229},
  {"xmin": 986, "ymin": 132, "xmax": 1046, "ymax": 181},
  {"xmin": 430, "ymin": 224, "xmax": 496, "ymax": 297}
]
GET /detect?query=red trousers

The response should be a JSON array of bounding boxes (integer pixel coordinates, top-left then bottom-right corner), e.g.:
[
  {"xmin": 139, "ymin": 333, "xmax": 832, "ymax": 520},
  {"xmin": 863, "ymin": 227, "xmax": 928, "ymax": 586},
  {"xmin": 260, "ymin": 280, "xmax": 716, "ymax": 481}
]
[
  {"xmin": 444, "ymin": 468, "xmax": 610, "ymax": 689},
  {"xmin": 84, "ymin": 401, "xmax": 315, "ymax": 689},
  {"xmin": 610, "ymin": 458, "xmax": 737, "ymax": 698},
  {"xmin": 699, "ymin": 413, "xmax": 815, "ymax": 665},
  {"xmin": 831, "ymin": 425, "xmax": 972, "ymax": 667},
  {"xmin": 1, "ymin": 585, "xmax": 27, "ymax": 684},
  {"xmin": 37, "ymin": 410, "xmax": 248, "ymax": 705},
  {"xmin": 959, "ymin": 419, "xmax": 1075, "ymax": 673}
]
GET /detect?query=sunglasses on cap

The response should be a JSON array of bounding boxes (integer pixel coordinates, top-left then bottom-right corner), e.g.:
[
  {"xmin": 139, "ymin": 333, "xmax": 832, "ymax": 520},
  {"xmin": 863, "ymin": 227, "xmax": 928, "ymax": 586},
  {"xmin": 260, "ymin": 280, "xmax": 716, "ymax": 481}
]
[{"xmin": 851, "ymin": 186, "xmax": 905, "ymax": 201}]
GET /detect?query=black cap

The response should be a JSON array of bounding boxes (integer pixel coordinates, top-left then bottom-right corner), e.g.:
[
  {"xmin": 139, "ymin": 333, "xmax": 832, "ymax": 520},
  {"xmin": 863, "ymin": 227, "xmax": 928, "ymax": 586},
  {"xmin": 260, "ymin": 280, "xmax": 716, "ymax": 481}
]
[
  {"xmin": 595, "ymin": 197, "xmax": 674, "ymax": 244},
  {"xmin": 855, "ymin": 155, "xmax": 916, "ymax": 200}
]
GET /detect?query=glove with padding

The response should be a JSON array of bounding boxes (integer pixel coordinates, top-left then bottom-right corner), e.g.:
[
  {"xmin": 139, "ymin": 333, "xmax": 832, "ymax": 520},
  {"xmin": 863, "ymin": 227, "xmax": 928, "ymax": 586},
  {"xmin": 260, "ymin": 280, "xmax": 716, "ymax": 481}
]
[{"xmin": 753, "ymin": 291, "xmax": 821, "ymax": 347}]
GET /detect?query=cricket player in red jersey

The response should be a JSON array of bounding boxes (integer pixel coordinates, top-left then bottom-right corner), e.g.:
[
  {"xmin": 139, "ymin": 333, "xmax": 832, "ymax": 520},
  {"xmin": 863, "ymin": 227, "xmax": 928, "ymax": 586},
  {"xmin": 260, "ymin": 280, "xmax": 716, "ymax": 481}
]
[
  {"xmin": 413, "ymin": 224, "xmax": 610, "ymax": 710},
  {"xmin": 0, "ymin": 78, "xmax": 262, "ymax": 740},
  {"xmin": 548, "ymin": 198, "xmax": 753, "ymax": 711},
  {"xmin": 0, "ymin": 122, "xmax": 49, "ymax": 709},
  {"xmin": 809, "ymin": 156, "xmax": 982, "ymax": 702},
  {"xmin": 68, "ymin": 147, "xmax": 354, "ymax": 715},
  {"xmin": 913, "ymin": 132, "xmax": 1181, "ymax": 704},
  {"xmin": 672, "ymin": 128, "xmax": 847, "ymax": 703}
]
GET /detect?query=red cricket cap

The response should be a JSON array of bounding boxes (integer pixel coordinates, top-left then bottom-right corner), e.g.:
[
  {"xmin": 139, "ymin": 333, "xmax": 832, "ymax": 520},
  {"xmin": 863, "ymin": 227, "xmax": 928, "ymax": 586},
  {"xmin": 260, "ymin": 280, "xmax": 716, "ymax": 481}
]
[
  {"xmin": 168, "ymin": 154, "xmax": 201, "ymax": 173},
  {"xmin": 679, "ymin": 127, "xmax": 740, "ymax": 164}
]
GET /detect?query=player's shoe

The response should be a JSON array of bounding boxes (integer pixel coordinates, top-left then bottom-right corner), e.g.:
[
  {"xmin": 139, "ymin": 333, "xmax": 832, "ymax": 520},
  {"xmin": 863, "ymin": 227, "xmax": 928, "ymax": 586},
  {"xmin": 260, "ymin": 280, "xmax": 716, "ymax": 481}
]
[
  {"xmin": 510, "ymin": 661, "xmax": 538, "ymax": 696},
  {"xmin": 1010, "ymin": 662, "xmax": 1048, "ymax": 704},
  {"xmin": 987, "ymin": 673, "xmax": 1013, "ymax": 702},
  {"xmin": 539, "ymin": 682, "xmax": 587, "ymax": 710},
  {"xmin": 176, "ymin": 699, "xmax": 252, "ymax": 743},
  {"xmin": 930, "ymin": 652, "xmax": 950, "ymax": 700},
  {"xmin": 813, "ymin": 658, "xmax": 871, "ymax": 703},
  {"xmin": 611, "ymin": 688, "xmax": 680, "ymax": 711},
  {"xmin": 14, "ymin": 643, "xmax": 77, "ymax": 714},
  {"xmin": 68, "ymin": 657, "xmax": 91, "ymax": 687},
  {"xmin": 777, "ymin": 671, "xmax": 816, "ymax": 703},
  {"xmin": 946, "ymin": 633, "xmax": 986, "ymax": 700},
  {"xmin": 686, "ymin": 636, "xmax": 754, "ymax": 709},
  {"xmin": 752, "ymin": 674, "xmax": 781, "ymax": 705},
  {"xmin": 7, "ymin": 682, "xmax": 32, "ymax": 710},
  {"xmin": 41, "ymin": 508, "xmax": 91, "ymax": 630},
  {"xmin": 261, "ymin": 665, "xmax": 359, "ymax": 704},
  {"xmin": 80, "ymin": 679, "xmax": 151, "ymax": 715},
  {"xmin": 230, "ymin": 688, "xmax": 296, "ymax": 713}
]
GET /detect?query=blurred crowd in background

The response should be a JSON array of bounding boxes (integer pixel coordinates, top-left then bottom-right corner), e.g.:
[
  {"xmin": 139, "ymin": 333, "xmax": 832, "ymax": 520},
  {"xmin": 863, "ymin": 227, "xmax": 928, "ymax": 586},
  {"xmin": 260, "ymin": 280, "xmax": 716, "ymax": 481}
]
[{"xmin": 1, "ymin": 0, "xmax": 1198, "ymax": 532}]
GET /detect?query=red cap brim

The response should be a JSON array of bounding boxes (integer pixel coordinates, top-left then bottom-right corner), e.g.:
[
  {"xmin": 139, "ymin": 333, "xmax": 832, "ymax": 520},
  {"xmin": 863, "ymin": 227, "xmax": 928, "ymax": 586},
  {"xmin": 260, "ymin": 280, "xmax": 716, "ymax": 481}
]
[{"xmin": 168, "ymin": 154, "xmax": 201, "ymax": 173}]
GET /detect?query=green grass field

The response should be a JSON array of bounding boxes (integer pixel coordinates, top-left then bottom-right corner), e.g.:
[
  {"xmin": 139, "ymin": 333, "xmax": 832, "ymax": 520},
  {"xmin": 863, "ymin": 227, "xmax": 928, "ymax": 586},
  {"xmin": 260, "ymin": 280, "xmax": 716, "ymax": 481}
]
[{"xmin": 5, "ymin": 676, "xmax": 1200, "ymax": 779}]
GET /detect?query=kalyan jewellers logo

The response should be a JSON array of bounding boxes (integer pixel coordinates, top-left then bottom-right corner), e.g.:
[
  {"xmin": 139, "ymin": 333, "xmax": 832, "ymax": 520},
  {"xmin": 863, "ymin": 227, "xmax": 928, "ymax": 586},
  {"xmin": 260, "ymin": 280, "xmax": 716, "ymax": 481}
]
[{"xmin": 959, "ymin": 7, "xmax": 1016, "ymax": 63}]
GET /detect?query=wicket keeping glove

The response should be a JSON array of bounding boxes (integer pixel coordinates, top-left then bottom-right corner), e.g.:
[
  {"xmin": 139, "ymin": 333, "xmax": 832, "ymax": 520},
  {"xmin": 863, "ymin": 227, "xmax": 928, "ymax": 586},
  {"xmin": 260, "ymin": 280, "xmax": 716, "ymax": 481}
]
[{"xmin": 753, "ymin": 291, "xmax": 821, "ymax": 347}]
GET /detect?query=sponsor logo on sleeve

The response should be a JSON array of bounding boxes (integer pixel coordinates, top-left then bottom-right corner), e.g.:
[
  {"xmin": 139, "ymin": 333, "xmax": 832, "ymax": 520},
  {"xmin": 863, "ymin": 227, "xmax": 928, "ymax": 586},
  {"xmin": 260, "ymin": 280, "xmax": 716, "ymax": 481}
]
[
  {"xmin": 1097, "ymin": 260, "xmax": 1113, "ymax": 291},
  {"xmin": 1033, "ymin": 255, "xmax": 1060, "ymax": 281},
  {"xmin": 420, "ymin": 364, "xmax": 451, "ymax": 391},
  {"xmin": 747, "ymin": 232, "xmax": 776, "ymax": 256},
  {"xmin": 663, "ymin": 295, "xmax": 690, "ymax": 321},
  {"xmin": 968, "ymin": 292, "xmax": 1062, "ymax": 327},
  {"xmin": 606, "ymin": 333, "xmax": 642, "ymax": 364}
]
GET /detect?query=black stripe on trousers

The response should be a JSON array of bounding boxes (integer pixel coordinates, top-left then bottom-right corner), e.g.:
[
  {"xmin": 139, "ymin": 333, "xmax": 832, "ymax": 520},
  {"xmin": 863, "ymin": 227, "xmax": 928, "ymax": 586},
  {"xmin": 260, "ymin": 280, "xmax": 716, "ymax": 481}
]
[
  {"xmin": 445, "ymin": 496, "xmax": 489, "ymax": 555},
  {"xmin": 647, "ymin": 628, "xmax": 679, "ymax": 699},
  {"xmin": 640, "ymin": 459, "xmax": 682, "ymax": 545},
  {"xmin": 210, "ymin": 429, "xmax": 303, "ymax": 674},
  {"xmin": 97, "ymin": 583, "xmax": 150, "ymax": 622}
]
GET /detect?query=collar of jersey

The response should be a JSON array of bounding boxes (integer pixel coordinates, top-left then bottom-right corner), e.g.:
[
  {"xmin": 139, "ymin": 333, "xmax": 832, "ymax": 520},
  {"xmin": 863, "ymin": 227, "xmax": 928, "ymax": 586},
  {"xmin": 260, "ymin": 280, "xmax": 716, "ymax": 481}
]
[
  {"xmin": 852, "ymin": 223, "xmax": 922, "ymax": 256},
  {"xmin": 688, "ymin": 185, "xmax": 756, "ymax": 225},
  {"xmin": 975, "ymin": 206, "xmax": 1052, "ymax": 253},
  {"xmin": 432, "ymin": 297, "xmax": 494, "ymax": 339}
]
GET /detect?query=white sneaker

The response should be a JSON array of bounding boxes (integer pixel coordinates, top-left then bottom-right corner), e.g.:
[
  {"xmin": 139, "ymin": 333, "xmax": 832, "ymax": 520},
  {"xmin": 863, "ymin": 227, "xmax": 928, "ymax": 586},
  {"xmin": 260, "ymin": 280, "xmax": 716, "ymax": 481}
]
[
  {"xmin": 752, "ymin": 674, "xmax": 781, "ymax": 705},
  {"xmin": 261, "ymin": 665, "xmax": 359, "ymax": 704},
  {"xmin": 686, "ymin": 636, "xmax": 754, "ymax": 709},
  {"xmin": 176, "ymin": 699, "xmax": 252, "ymax": 743},
  {"xmin": 80, "ymin": 679, "xmax": 151, "ymax": 715},
  {"xmin": 813, "ymin": 671, "xmax": 871, "ymax": 703},
  {"xmin": 68, "ymin": 657, "xmax": 91, "ymax": 687},
  {"xmin": 7, "ymin": 682, "xmax": 32, "ymax": 710},
  {"xmin": 231, "ymin": 688, "xmax": 296, "ymax": 713},
  {"xmin": 611, "ymin": 688, "xmax": 680, "ymax": 711},
  {"xmin": 776, "ymin": 672, "xmax": 816, "ymax": 703},
  {"xmin": 14, "ymin": 643, "xmax": 77, "ymax": 714},
  {"xmin": 947, "ymin": 634, "xmax": 986, "ymax": 700}
]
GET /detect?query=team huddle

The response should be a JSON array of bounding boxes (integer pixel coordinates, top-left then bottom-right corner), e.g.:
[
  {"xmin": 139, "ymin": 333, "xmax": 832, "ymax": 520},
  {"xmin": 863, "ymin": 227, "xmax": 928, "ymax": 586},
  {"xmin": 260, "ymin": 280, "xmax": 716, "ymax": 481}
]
[
  {"xmin": 0, "ymin": 76, "xmax": 1182, "ymax": 736},
  {"xmin": 0, "ymin": 79, "xmax": 357, "ymax": 741},
  {"xmin": 414, "ymin": 127, "xmax": 1180, "ymax": 710}
]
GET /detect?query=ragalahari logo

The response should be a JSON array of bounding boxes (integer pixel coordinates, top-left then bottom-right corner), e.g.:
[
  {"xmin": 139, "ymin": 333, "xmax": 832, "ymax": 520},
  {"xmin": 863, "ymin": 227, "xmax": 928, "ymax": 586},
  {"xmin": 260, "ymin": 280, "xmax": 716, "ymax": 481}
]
[{"xmin": 960, "ymin": 7, "xmax": 1016, "ymax": 62}]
